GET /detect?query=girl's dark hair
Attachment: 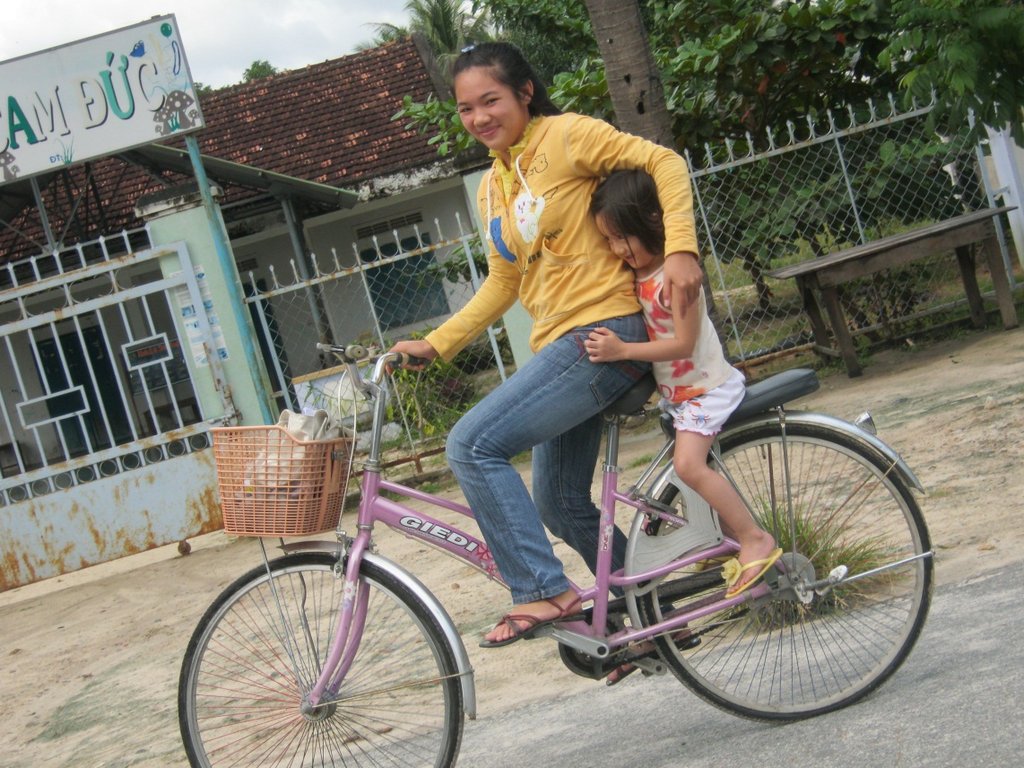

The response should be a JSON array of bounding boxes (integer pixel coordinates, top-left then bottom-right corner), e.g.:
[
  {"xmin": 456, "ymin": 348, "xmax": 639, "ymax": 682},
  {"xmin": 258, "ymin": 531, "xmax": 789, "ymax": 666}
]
[
  {"xmin": 590, "ymin": 169, "xmax": 665, "ymax": 257},
  {"xmin": 452, "ymin": 42, "xmax": 562, "ymax": 117}
]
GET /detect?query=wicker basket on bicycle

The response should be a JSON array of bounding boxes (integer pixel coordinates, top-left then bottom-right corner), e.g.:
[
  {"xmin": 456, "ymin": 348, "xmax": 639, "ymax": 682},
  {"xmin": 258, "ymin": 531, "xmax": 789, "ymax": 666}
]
[{"xmin": 211, "ymin": 425, "xmax": 353, "ymax": 536}]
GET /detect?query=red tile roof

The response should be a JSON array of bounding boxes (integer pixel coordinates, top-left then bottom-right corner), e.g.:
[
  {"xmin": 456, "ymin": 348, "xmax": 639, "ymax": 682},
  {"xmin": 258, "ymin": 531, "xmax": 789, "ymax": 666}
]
[
  {"xmin": 193, "ymin": 36, "xmax": 446, "ymax": 185},
  {"xmin": 1, "ymin": 37, "xmax": 451, "ymax": 262}
]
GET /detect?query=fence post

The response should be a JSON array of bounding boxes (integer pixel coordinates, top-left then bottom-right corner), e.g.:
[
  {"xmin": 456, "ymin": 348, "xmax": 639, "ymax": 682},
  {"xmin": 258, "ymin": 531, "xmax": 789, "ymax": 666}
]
[
  {"xmin": 984, "ymin": 126, "xmax": 1024, "ymax": 272},
  {"xmin": 833, "ymin": 133, "xmax": 867, "ymax": 244}
]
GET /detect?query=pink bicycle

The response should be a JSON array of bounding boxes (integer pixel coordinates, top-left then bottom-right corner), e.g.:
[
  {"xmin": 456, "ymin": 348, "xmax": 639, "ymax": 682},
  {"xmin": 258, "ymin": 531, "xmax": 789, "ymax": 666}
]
[{"xmin": 178, "ymin": 344, "xmax": 933, "ymax": 767}]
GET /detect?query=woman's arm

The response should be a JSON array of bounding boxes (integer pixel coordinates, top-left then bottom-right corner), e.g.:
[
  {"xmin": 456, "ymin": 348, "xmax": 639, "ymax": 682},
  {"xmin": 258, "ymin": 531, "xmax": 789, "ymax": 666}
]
[{"xmin": 564, "ymin": 115, "xmax": 705, "ymax": 308}]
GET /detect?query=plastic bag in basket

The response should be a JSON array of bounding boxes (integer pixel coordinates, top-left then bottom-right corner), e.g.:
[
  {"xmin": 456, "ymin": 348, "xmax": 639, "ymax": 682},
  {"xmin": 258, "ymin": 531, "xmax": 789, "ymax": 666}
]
[{"xmin": 242, "ymin": 409, "xmax": 343, "ymax": 502}]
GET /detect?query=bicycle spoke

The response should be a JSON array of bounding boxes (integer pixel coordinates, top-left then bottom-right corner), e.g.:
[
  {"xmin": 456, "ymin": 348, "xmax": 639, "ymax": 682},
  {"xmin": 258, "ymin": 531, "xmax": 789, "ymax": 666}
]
[
  {"xmin": 638, "ymin": 420, "xmax": 931, "ymax": 720},
  {"xmin": 179, "ymin": 554, "xmax": 463, "ymax": 767}
]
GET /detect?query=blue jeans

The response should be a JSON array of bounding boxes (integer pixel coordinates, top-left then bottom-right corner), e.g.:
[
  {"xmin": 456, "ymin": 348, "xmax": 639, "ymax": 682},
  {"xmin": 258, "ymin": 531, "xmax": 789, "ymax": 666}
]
[{"xmin": 446, "ymin": 314, "xmax": 649, "ymax": 603}]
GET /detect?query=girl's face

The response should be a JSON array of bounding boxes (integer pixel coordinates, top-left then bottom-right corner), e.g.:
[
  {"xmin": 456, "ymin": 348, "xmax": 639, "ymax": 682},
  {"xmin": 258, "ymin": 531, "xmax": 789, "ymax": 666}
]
[
  {"xmin": 595, "ymin": 212, "xmax": 660, "ymax": 277},
  {"xmin": 454, "ymin": 65, "xmax": 532, "ymax": 161}
]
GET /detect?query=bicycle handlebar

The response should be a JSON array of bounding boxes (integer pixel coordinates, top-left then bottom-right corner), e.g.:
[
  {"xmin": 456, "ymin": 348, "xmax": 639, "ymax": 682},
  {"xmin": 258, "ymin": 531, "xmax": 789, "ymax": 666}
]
[{"xmin": 315, "ymin": 343, "xmax": 430, "ymax": 388}]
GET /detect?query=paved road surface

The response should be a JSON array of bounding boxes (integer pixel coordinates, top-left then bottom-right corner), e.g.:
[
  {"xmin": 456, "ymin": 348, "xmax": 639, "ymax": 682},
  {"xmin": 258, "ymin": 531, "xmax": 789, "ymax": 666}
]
[{"xmin": 457, "ymin": 561, "xmax": 1020, "ymax": 768}]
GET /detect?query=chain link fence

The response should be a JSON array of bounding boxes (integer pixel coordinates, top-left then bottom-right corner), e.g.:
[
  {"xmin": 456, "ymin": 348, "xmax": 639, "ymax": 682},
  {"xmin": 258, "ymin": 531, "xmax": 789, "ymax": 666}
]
[
  {"xmin": 688, "ymin": 99, "xmax": 1019, "ymax": 368},
  {"xmin": 248, "ymin": 99, "xmax": 1020, "ymax": 463},
  {"xmin": 244, "ymin": 215, "xmax": 510, "ymax": 465}
]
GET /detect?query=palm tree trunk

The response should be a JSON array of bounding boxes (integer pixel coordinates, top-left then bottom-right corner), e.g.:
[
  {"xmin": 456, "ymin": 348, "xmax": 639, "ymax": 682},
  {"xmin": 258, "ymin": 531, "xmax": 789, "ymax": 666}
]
[
  {"xmin": 582, "ymin": 0, "xmax": 674, "ymax": 148},
  {"xmin": 583, "ymin": 1, "xmax": 721, "ymax": 326}
]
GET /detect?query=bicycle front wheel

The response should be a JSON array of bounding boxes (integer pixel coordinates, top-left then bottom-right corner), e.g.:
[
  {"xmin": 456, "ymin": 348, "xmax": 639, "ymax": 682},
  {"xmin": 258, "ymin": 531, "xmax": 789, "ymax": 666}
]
[
  {"xmin": 639, "ymin": 419, "xmax": 932, "ymax": 720},
  {"xmin": 178, "ymin": 552, "xmax": 464, "ymax": 767}
]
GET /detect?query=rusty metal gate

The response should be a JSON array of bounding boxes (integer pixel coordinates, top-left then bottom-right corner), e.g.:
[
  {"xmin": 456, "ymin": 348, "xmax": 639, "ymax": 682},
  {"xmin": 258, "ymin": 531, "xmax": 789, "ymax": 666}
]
[{"xmin": 0, "ymin": 228, "xmax": 229, "ymax": 589}]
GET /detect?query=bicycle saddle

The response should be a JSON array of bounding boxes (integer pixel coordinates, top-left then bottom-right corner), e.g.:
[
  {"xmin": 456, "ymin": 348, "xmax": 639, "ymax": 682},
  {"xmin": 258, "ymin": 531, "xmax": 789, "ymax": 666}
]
[
  {"xmin": 604, "ymin": 373, "xmax": 657, "ymax": 416},
  {"xmin": 657, "ymin": 368, "xmax": 820, "ymax": 437}
]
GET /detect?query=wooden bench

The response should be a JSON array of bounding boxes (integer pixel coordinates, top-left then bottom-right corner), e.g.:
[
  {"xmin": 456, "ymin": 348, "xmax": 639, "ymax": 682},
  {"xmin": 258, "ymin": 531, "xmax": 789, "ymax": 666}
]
[{"xmin": 767, "ymin": 206, "xmax": 1019, "ymax": 376}]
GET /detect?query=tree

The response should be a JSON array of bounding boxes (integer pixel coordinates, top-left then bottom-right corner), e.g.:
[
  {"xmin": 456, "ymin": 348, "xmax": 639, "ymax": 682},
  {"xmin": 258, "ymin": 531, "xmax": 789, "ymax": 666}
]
[
  {"xmin": 483, "ymin": 0, "xmax": 1024, "ymax": 150},
  {"xmin": 581, "ymin": 0, "xmax": 674, "ymax": 146},
  {"xmin": 483, "ymin": 0, "xmax": 595, "ymax": 83},
  {"xmin": 243, "ymin": 60, "xmax": 278, "ymax": 82},
  {"xmin": 880, "ymin": 0, "xmax": 1024, "ymax": 146},
  {"xmin": 367, "ymin": 0, "xmax": 491, "ymax": 69},
  {"xmin": 652, "ymin": 0, "xmax": 898, "ymax": 149}
]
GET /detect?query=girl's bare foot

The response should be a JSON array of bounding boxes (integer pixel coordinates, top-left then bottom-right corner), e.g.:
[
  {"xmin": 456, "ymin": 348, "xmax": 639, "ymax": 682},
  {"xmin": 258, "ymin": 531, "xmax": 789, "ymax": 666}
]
[{"xmin": 724, "ymin": 532, "xmax": 781, "ymax": 596}]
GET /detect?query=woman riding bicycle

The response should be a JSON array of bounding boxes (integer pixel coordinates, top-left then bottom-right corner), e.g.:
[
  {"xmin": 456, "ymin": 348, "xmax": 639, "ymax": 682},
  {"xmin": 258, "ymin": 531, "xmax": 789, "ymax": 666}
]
[{"xmin": 391, "ymin": 41, "xmax": 703, "ymax": 647}]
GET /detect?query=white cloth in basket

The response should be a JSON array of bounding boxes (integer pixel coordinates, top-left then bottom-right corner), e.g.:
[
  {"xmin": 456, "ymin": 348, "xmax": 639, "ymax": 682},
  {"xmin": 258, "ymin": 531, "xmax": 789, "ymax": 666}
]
[{"xmin": 243, "ymin": 410, "xmax": 343, "ymax": 500}]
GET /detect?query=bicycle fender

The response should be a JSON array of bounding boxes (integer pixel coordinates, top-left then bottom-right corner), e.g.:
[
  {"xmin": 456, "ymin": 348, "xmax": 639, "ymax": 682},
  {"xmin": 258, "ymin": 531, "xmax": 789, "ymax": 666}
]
[
  {"xmin": 277, "ymin": 542, "xmax": 478, "ymax": 719},
  {"xmin": 364, "ymin": 552, "xmax": 478, "ymax": 719},
  {"xmin": 727, "ymin": 410, "xmax": 925, "ymax": 493}
]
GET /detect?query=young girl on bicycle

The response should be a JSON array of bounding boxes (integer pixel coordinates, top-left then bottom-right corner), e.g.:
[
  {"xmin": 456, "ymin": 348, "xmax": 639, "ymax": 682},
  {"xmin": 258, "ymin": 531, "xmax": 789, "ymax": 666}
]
[{"xmin": 586, "ymin": 169, "xmax": 782, "ymax": 599}]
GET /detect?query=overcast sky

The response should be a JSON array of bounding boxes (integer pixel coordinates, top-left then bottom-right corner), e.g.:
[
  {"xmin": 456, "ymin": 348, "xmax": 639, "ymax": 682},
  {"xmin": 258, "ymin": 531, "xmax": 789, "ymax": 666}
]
[{"xmin": 0, "ymin": 0, "xmax": 412, "ymax": 87}]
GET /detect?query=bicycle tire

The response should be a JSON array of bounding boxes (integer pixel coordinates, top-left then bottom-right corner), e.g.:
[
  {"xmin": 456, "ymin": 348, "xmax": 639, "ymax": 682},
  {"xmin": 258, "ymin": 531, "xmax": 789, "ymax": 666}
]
[
  {"xmin": 637, "ymin": 419, "xmax": 932, "ymax": 721},
  {"xmin": 178, "ymin": 551, "xmax": 464, "ymax": 767}
]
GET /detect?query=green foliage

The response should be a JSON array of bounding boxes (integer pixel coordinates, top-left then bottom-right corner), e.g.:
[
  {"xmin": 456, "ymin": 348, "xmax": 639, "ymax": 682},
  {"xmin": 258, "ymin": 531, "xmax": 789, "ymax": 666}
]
[
  {"xmin": 389, "ymin": 331, "xmax": 476, "ymax": 437},
  {"xmin": 753, "ymin": 501, "xmax": 905, "ymax": 618},
  {"xmin": 393, "ymin": 94, "xmax": 475, "ymax": 156},
  {"xmin": 482, "ymin": 0, "xmax": 596, "ymax": 82},
  {"xmin": 879, "ymin": 0, "xmax": 1024, "ymax": 146},
  {"xmin": 549, "ymin": 57, "xmax": 613, "ymax": 120},
  {"xmin": 424, "ymin": 237, "xmax": 490, "ymax": 284},
  {"xmin": 242, "ymin": 60, "xmax": 278, "ymax": 81},
  {"xmin": 394, "ymin": 0, "xmax": 1024, "ymax": 150},
  {"xmin": 654, "ymin": 0, "xmax": 897, "ymax": 148},
  {"xmin": 368, "ymin": 0, "xmax": 492, "ymax": 67}
]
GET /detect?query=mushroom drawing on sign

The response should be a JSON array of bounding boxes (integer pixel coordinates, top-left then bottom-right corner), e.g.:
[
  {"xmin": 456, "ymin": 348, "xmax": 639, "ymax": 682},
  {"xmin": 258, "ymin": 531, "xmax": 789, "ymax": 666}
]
[
  {"xmin": 0, "ymin": 150, "xmax": 18, "ymax": 182},
  {"xmin": 154, "ymin": 90, "xmax": 200, "ymax": 135}
]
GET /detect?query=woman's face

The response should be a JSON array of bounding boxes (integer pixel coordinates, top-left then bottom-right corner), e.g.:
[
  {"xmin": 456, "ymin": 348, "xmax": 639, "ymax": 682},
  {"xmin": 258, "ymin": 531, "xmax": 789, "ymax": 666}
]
[{"xmin": 454, "ymin": 65, "xmax": 532, "ymax": 161}]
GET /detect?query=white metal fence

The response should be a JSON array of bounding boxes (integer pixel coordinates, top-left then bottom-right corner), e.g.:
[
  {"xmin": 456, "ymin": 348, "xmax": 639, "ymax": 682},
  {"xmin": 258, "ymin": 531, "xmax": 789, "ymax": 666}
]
[
  {"xmin": 244, "ymin": 213, "xmax": 508, "ymax": 456},
  {"xmin": 0, "ymin": 230, "xmax": 225, "ymax": 502},
  {"xmin": 0, "ymin": 229, "xmax": 231, "ymax": 588}
]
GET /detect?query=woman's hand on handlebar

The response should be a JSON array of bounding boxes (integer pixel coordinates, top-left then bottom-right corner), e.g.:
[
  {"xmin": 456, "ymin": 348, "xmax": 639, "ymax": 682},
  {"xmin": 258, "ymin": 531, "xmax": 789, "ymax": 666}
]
[{"xmin": 388, "ymin": 339, "xmax": 438, "ymax": 371}]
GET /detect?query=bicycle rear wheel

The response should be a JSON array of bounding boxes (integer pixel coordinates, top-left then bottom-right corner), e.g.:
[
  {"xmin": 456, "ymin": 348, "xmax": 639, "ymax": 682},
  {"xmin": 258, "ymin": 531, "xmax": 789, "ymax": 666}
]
[
  {"xmin": 638, "ymin": 419, "xmax": 932, "ymax": 720},
  {"xmin": 178, "ymin": 551, "xmax": 464, "ymax": 767}
]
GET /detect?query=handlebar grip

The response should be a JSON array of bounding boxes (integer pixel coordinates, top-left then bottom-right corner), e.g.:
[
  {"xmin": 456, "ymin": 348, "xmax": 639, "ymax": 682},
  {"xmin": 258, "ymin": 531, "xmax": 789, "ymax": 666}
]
[{"xmin": 393, "ymin": 352, "xmax": 430, "ymax": 368}]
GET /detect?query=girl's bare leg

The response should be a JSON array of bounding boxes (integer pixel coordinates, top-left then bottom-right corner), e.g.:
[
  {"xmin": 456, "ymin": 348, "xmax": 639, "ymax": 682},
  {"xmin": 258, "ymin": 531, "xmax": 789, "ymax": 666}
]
[{"xmin": 674, "ymin": 430, "xmax": 777, "ymax": 592}]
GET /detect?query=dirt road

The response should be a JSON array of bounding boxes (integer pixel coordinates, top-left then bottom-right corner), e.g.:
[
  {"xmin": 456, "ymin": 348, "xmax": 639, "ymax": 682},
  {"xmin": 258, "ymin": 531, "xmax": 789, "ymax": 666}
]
[{"xmin": 2, "ymin": 327, "xmax": 1021, "ymax": 767}]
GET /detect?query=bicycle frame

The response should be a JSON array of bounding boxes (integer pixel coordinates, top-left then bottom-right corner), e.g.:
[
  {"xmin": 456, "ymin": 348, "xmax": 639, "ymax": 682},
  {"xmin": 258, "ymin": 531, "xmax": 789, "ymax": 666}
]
[
  {"xmin": 182, "ymin": 347, "xmax": 935, "ymax": 764},
  {"xmin": 294, "ymin": 349, "xmax": 767, "ymax": 709}
]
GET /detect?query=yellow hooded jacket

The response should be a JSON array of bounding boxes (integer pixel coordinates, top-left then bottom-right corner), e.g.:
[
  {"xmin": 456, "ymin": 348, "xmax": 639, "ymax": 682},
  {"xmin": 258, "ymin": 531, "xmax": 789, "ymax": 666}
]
[{"xmin": 426, "ymin": 112, "xmax": 699, "ymax": 360}]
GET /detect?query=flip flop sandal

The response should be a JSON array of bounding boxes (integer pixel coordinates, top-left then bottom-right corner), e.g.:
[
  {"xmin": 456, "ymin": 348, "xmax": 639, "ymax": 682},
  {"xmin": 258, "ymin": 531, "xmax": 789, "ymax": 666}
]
[
  {"xmin": 479, "ymin": 597, "xmax": 582, "ymax": 649},
  {"xmin": 723, "ymin": 547, "xmax": 784, "ymax": 599}
]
